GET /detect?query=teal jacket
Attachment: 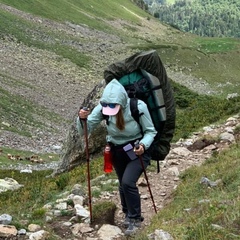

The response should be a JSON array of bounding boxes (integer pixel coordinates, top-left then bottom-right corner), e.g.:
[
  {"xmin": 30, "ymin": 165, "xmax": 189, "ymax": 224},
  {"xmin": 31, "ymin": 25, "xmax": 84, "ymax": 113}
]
[{"xmin": 77, "ymin": 79, "xmax": 157, "ymax": 150}]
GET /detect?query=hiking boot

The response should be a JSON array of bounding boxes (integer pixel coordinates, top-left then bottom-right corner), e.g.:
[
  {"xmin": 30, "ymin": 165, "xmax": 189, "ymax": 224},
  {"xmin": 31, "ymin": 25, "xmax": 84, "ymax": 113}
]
[
  {"xmin": 124, "ymin": 218, "xmax": 141, "ymax": 236},
  {"xmin": 123, "ymin": 215, "xmax": 144, "ymax": 228},
  {"xmin": 123, "ymin": 215, "xmax": 130, "ymax": 228}
]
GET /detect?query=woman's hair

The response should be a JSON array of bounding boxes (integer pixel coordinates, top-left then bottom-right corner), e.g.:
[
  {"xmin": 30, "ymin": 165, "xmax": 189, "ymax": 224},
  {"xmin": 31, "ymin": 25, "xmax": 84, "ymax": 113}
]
[{"xmin": 116, "ymin": 107, "xmax": 125, "ymax": 130}]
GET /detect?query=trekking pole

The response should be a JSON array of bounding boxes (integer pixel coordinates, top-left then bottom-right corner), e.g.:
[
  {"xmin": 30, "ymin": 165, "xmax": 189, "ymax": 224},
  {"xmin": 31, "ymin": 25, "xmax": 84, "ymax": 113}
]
[
  {"xmin": 79, "ymin": 107, "xmax": 93, "ymax": 223},
  {"xmin": 134, "ymin": 140, "xmax": 157, "ymax": 214}
]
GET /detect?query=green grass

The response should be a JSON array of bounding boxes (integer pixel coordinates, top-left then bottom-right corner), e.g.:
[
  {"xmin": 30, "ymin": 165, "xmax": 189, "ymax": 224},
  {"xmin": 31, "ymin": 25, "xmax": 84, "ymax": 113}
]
[
  {"xmin": 1, "ymin": 139, "xmax": 239, "ymax": 239},
  {"xmin": 1, "ymin": 0, "xmax": 240, "ymax": 97},
  {"xmin": 129, "ymin": 39, "xmax": 240, "ymax": 98},
  {"xmin": 135, "ymin": 143, "xmax": 240, "ymax": 240},
  {"xmin": 0, "ymin": 0, "xmax": 155, "ymax": 58},
  {"xmin": 0, "ymin": 147, "xmax": 59, "ymax": 166},
  {"xmin": 0, "ymin": 156, "xmax": 105, "ymax": 216},
  {"xmin": 0, "ymin": 9, "xmax": 91, "ymax": 68},
  {"xmin": 0, "ymin": 0, "xmax": 148, "ymax": 30},
  {"xmin": 166, "ymin": 0, "xmax": 177, "ymax": 4},
  {"xmin": 171, "ymin": 81, "xmax": 240, "ymax": 141},
  {"xmin": 196, "ymin": 37, "xmax": 239, "ymax": 54},
  {"xmin": 0, "ymin": 85, "xmax": 64, "ymax": 137}
]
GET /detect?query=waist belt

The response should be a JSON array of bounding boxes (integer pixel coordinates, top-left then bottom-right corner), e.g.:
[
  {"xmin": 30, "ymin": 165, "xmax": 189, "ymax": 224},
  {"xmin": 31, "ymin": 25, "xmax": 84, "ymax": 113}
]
[{"xmin": 109, "ymin": 139, "xmax": 140, "ymax": 150}]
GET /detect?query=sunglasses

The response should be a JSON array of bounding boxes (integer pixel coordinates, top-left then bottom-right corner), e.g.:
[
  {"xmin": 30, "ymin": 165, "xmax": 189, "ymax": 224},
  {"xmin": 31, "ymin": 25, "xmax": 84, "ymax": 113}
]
[{"xmin": 100, "ymin": 102, "xmax": 117, "ymax": 109}]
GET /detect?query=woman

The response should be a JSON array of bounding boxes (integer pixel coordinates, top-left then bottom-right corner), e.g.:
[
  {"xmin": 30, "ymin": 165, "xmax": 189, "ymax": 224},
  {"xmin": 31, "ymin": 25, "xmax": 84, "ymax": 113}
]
[{"xmin": 78, "ymin": 79, "xmax": 157, "ymax": 235}]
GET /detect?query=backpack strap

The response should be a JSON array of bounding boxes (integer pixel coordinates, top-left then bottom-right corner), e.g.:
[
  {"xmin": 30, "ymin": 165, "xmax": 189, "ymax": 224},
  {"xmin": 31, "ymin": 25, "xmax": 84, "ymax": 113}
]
[
  {"xmin": 130, "ymin": 98, "xmax": 160, "ymax": 174},
  {"xmin": 130, "ymin": 97, "xmax": 144, "ymax": 135},
  {"xmin": 102, "ymin": 98, "xmax": 160, "ymax": 173},
  {"xmin": 129, "ymin": 97, "xmax": 139, "ymax": 123}
]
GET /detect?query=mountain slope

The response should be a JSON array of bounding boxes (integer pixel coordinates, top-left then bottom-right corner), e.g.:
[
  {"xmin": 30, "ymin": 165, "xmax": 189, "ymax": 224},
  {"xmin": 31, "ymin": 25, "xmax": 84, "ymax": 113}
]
[
  {"xmin": 0, "ymin": 0, "xmax": 239, "ymax": 152},
  {"xmin": 0, "ymin": 1, "xmax": 174, "ymax": 153}
]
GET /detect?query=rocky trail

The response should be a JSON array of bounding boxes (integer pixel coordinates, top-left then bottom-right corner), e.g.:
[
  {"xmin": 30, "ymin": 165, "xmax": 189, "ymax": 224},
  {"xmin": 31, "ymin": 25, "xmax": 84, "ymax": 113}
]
[
  {"xmin": 106, "ymin": 115, "xmax": 239, "ymax": 237},
  {"xmin": 0, "ymin": 115, "xmax": 239, "ymax": 239}
]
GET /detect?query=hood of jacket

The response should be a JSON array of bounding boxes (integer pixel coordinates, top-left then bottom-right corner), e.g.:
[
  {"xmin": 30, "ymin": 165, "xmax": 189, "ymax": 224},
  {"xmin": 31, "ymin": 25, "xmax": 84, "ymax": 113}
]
[{"xmin": 100, "ymin": 79, "xmax": 128, "ymax": 108}]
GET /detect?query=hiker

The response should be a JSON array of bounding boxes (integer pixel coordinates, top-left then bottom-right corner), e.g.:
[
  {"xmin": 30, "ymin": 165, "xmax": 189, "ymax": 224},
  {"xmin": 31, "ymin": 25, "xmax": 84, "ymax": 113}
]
[{"xmin": 77, "ymin": 79, "xmax": 157, "ymax": 235}]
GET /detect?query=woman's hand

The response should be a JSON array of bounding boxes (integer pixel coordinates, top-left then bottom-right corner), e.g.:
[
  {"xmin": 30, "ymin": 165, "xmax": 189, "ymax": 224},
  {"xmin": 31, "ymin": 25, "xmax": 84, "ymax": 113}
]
[
  {"xmin": 134, "ymin": 144, "xmax": 145, "ymax": 155},
  {"xmin": 78, "ymin": 108, "xmax": 90, "ymax": 119}
]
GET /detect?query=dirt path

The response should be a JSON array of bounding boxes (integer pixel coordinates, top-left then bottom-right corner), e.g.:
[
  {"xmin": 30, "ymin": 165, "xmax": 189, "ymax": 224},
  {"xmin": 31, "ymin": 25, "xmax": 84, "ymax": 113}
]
[{"xmin": 96, "ymin": 115, "xmax": 239, "ymax": 234}]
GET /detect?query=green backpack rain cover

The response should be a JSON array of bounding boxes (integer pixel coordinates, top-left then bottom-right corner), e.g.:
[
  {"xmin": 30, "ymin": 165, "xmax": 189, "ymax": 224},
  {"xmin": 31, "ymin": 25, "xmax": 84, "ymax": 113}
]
[{"xmin": 104, "ymin": 50, "xmax": 176, "ymax": 172}]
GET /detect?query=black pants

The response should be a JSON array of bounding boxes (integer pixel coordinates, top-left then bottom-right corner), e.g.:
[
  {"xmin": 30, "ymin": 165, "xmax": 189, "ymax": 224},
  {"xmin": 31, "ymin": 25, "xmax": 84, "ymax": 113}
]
[{"xmin": 111, "ymin": 144, "xmax": 151, "ymax": 219}]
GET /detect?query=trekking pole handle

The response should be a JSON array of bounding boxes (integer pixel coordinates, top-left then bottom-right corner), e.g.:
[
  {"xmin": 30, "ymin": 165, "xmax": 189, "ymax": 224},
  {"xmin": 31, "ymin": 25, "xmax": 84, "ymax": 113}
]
[
  {"xmin": 79, "ymin": 107, "xmax": 89, "ymax": 120},
  {"xmin": 134, "ymin": 140, "xmax": 145, "ymax": 154},
  {"xmin": 134, "ymin": 140, "xmax": 140, "ymax": 150}
]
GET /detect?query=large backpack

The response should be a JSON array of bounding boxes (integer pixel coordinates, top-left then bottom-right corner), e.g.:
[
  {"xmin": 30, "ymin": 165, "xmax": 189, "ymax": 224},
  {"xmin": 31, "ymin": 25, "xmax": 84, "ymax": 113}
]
[{"xmin": 104, "ymin": 50, "xmax": 176, "ymax": 173}]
